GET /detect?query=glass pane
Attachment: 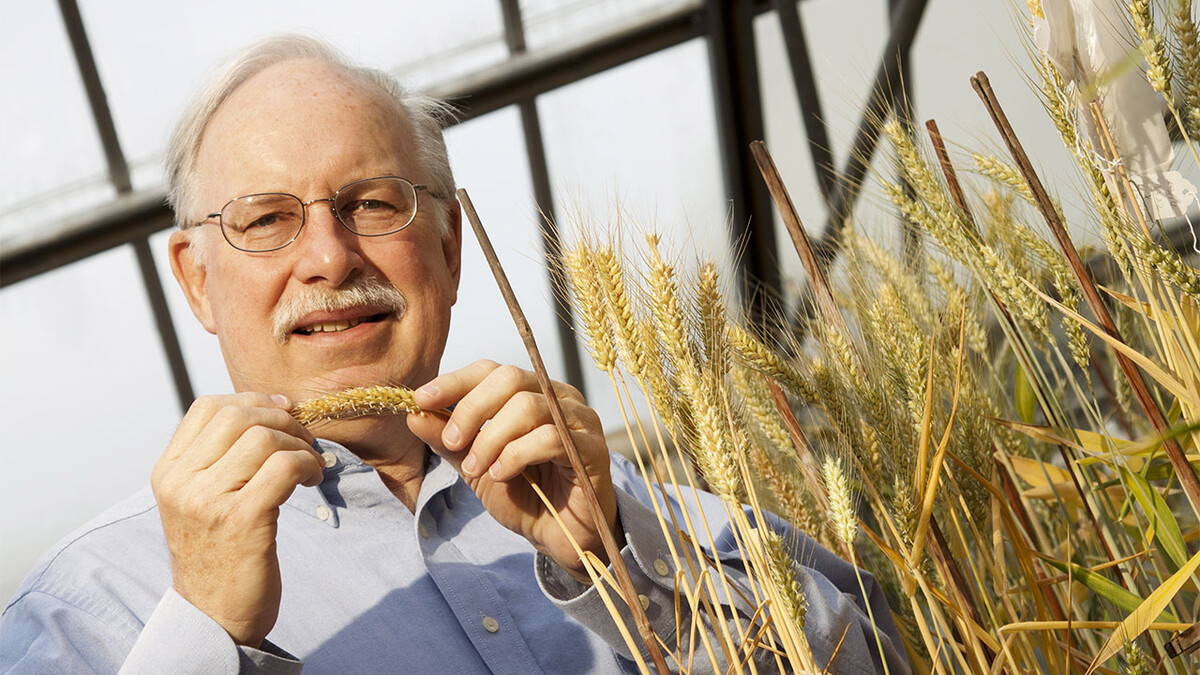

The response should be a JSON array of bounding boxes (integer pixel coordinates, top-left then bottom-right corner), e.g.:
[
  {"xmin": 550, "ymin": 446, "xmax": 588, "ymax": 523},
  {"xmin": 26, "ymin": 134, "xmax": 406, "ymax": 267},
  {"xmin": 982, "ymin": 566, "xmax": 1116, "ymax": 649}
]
[
  {"xmin": 755, "ymin": 5, "xmax": 888, "ymax": 298},
  {"xmin": 148, "ymin": 229, "xmax": 234, "ymax": 397},
  {"xmin": 441, "ymin": 106, "xmax": 564, "ymax": 378},
  {"xmin": 0, "ymin": 3, "xmax": 113, "ymax": 240},
  {"xmin": 75, "ymin": 0, "xmax": 508, "ymax": 191},
  {"xmin": 538, "ymin": 38, "xmax": 730, "ymax": 431},
  {"xmin": 0, "ymin": 245, "xmax": 181, "ymax": 603}
]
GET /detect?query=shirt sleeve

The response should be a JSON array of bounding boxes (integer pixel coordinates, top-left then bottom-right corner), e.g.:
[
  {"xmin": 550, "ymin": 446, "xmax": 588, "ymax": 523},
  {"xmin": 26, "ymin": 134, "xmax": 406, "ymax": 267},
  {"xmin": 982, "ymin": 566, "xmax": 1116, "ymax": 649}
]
[
  {"xmin": 535, "ymin": 484, "xmax": 910, "ymax": 675},
  {"xmin": 1, "ymin": 586, "xmax": 301, "ymax": 675},
  {"xmin": 121, "ymin": 588, "xmax": 302, "ymax": 675}
]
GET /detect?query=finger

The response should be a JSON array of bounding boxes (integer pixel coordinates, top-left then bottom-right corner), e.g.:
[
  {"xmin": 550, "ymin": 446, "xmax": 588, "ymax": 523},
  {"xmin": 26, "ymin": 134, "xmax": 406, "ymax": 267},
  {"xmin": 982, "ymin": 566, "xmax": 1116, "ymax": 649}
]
[
  {"xmin": 183, "ymin": 405, "xmax": 313, "ymax": 472},
  {"xmin": 238, "ymin": 448, "xmax": 326, "ymax": 511},
  {"xmin": 461, "ymin": 391, "xmax": 551, "ymax": 478},
  {"xmin": 438, "ymin": 364, "xmax": 539, "ymax": 452},
  {"xmin": 209, "ymin": 427, "xmax": 323, "ymax": 488},
  {"xmin": 408, "ymin": 409, "xmax": 453, "ymax": 457},
  {"xmin": 413, "ymin": 359, "xmax": 502, "ymax": 410},
  {"xmin": 470, "ymin": 396, "xmax": 604, "ymax": 480},
  {"xmin": 164, "ymin": 393, "xmax": 293, "ymax": 462},
  {"xmin": 484, "ymin": 424, "xmax": 568, "ymax": 481}
]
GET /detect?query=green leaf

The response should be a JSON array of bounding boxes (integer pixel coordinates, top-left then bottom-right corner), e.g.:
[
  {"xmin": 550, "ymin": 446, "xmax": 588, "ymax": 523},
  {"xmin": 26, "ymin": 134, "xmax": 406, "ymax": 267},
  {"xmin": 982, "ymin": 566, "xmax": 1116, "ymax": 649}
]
[
  {"xmin": 1015, "ymin": 364, "xmax": 1036, "ymax": 424},
  {"xmin": 1117, "ymin": 466, "xmax": 1189, "ymax": 568},
  {"xmin": 1039, "ymin": 557, "xmax": 1179, "ymax": 623},
  {"xmin": 1087, "ymin": 547, "xmax": 1200, "ymax": 673}
]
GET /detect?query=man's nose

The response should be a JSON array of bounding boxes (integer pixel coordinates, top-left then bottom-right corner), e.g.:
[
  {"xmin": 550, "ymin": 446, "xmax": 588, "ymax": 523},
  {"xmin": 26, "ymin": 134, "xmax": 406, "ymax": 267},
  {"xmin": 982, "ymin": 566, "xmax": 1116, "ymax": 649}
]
[{"xmin": 291, "ymin": 200, "xmax": 364, "ymax": 286}]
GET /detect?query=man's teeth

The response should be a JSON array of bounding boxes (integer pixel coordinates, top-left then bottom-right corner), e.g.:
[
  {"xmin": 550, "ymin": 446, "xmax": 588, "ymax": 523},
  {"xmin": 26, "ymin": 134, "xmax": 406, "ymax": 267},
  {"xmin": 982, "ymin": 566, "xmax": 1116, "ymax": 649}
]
[{"xmin": 298, "ymin": 316, "xmax": 367, "ymax": 335}]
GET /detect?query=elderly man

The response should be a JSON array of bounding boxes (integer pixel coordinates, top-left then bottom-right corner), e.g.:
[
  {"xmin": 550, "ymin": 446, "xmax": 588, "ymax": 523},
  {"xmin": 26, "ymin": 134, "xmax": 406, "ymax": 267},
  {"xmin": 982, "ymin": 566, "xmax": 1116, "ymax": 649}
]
[{"xmin": 1, "ymin": 37, "xmax": 905, "ymax": 674}]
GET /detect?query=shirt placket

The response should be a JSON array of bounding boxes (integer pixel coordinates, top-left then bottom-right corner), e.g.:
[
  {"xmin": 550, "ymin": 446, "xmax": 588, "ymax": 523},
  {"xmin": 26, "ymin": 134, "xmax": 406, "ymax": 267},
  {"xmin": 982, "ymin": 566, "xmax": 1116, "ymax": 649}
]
[{"xmin": 414, "ymin": 461, "xmax": 545, "ymax": 675}]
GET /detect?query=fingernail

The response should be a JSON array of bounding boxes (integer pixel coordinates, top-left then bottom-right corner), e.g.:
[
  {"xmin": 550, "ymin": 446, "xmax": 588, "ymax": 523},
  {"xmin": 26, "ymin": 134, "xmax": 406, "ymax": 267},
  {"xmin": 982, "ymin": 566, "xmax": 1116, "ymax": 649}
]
[
  {"xmin": 461, "ymin": 453, "xmax": 477, "ymax": 475},
  {"xmin": 417, "ymin": 383, "xmax": 439, "ymax": 399},
  {"xmin": 271, "ymin": 394, "xmax": 290, "ymax": 408},
  {"xmin": 443, "ymin": 422, "xmax": 461, "ymax": 447},
  {"xmin": 488, "ymin": 459, "xmax": 503, "ymax": 479}
]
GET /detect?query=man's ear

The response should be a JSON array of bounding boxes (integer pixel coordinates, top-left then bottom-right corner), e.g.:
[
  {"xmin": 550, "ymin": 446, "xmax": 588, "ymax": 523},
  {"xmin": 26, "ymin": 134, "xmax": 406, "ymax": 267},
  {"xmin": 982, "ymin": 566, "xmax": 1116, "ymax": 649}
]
[
  {"xmin": 168, "ymin": 229, "xmax": 217, "ymax": 334},
  {"xmin": 441, "ymin": 201, "xmax": 463, "ymax": 306}
]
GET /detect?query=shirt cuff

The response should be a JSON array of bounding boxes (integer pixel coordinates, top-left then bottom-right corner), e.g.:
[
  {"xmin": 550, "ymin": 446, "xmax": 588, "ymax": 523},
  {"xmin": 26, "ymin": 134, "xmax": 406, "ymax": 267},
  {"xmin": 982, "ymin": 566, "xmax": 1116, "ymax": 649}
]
[
  {"xmin": 535, "ymin": 487, "xmax": 687, "ymax": 664},
  {"xmin": 120, "ymin": 588, "xmax": 301, "ymax": 675}
]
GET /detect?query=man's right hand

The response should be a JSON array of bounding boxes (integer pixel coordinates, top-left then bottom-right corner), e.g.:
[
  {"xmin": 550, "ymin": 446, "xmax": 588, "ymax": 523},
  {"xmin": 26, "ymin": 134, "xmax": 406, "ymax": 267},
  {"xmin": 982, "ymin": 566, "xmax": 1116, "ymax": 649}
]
[{"xmin": 151, "ymin": 393, "xmax": 325, "ymax": 648}]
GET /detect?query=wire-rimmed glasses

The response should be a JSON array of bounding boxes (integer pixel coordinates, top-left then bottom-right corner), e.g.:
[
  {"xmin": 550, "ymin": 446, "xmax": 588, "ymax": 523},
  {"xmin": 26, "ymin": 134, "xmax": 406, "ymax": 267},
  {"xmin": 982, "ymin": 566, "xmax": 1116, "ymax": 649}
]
[{"xmin": 194, "ymin": 176, "xmax": 440, "ymax": 252}]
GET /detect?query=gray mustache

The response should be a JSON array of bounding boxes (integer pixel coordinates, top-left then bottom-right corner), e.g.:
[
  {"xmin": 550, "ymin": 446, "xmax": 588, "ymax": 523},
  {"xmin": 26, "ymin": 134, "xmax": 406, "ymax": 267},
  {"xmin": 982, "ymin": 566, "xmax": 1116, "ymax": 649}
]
[{"xmin": 272, "ymin": 277, "xmax": 407, "ymax": 343}]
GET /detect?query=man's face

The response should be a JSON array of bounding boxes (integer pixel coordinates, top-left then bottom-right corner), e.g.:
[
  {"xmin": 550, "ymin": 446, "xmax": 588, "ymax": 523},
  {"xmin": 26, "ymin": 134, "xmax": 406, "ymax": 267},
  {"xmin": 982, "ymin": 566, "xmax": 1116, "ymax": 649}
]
[{"xmin": 169, "ymin": 59, "xmax": 461, "ymax": 406}]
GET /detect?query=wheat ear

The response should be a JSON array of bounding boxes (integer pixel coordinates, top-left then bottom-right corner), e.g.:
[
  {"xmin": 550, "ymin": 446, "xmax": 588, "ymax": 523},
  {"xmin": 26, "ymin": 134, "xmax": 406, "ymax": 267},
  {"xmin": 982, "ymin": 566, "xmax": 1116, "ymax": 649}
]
[{"xmin": 293, "ymin": 385, "xmax": 422, "ymax": 425}]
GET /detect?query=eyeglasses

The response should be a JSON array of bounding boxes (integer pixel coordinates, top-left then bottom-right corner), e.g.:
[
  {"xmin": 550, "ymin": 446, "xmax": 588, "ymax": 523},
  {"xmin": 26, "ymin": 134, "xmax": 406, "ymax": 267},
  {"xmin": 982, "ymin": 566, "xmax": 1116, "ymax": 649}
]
[{"xmin": 193, "ymin": 176, "xmax": 442, "ymax": 252}]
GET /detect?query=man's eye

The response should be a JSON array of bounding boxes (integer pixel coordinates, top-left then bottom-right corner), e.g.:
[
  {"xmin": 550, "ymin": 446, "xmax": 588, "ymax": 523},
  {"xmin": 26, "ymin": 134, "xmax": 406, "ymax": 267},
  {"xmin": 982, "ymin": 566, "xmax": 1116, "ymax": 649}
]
[
  {"xmin": 247, "ymin": 213, "xmax": 281, "ymax": 229},
  {"xmin": 347, "ymin": 199, "xmax": 395, "ymax": 213},
  {"xmin": 231, "ymin": 213, "xmax": 283, "ymax": 233}
]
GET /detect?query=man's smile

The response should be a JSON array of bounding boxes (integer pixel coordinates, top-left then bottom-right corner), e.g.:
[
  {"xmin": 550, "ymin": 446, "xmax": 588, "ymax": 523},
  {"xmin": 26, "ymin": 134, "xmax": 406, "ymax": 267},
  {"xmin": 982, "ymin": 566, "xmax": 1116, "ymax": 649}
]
[{"xmin": 294, "ymin": 311, "xmax": 390, "ymax": 336}]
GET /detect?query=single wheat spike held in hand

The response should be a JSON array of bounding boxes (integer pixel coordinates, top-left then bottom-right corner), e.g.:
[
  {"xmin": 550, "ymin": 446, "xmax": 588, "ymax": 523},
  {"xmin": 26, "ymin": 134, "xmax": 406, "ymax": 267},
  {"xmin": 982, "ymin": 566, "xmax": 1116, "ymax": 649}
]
[{"xmin": 292, "ymin": 385, "xmax": 423, "ymax": 426}]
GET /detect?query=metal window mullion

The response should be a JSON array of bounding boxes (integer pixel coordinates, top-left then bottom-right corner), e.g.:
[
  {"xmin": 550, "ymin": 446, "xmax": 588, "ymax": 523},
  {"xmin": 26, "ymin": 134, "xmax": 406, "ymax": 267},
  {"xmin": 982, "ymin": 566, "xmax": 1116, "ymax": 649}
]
[
  {"xmin": 704, "ymin": 0, "xmax": 780, "ymax": 331},
  {"xmin": 499, "ymin": 0, "xmax": 586, "ymax": 393},
  {"xmin": 889, "ymin": 0, "xmax": 922, "ymax": 272},
  {"xmin": 811, "ymin": 0, "xmax": 929, "ymax": 266},
  {"xmin": 773, "ymin": 0, "xmax": 837, "ymax": 215},
  {"xmin": 58, "ymin": 0, "xmax": 195, "ymax": 412}
]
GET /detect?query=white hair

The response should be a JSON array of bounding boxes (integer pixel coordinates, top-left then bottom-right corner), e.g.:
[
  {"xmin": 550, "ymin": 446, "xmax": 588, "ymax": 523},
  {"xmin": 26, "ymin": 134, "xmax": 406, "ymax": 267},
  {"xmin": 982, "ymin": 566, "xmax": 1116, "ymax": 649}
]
[{"xmin": 166, "ymin": 34, "xmax": 456, "ymax": 248}]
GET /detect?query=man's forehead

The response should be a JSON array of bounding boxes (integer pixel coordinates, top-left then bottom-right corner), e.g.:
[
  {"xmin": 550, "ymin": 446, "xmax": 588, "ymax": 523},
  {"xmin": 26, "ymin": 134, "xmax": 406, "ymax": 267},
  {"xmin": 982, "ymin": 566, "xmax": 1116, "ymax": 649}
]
[
  {"xmin": 194, "ymin": 59, "xmax": 421, "ymax": 194},
  {"xmin": 209, "ymin": 60, "xmax": 412, "ymax": 140}
]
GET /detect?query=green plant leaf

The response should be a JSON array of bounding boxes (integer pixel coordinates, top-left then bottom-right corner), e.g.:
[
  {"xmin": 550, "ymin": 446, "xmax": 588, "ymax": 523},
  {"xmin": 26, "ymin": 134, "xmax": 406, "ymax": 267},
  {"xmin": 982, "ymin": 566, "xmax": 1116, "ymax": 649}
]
[
  {"xmin": 1015, "ymin": 364, "xmax": 1036, "ymax": 424},
  {"xmin": 1039, "ymin": 557, "xmax": 1179, "ymax": 623},
  {"xmin": 1117, "ymin": 466, "xmax": 1189, "ymax": 568},
  {"xmin": 1086, "ymin": 546, "xmax": 1200, "ymax": 673}
]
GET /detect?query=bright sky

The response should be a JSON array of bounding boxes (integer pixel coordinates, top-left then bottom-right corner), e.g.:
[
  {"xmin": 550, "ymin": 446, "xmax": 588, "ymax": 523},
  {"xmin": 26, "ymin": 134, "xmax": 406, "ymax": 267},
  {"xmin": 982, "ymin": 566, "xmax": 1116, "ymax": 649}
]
[{"xmin": 1, "ymin": 0, "xmax": 1091, "ymax": 605}]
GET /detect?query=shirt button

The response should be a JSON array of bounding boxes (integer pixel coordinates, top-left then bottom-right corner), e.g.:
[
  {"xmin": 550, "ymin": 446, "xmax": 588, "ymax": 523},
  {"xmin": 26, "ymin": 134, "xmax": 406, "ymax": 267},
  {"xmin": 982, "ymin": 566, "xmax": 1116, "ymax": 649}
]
[
  {"xmin": 653, "ymin": 559, "xmax": 671, "ymax": 577},
  {"xmin": 315, "ymin": 505, "xmax": 331, "ymax": 521},
  {"xmin": 482, "ymin": 615, "xmax": 500, "ymax": 633},
  {"xmin": 322, "ymin": 451, "xmax": 337, "ymax": 468},
  {"xmin": 638, "ymin": 594, "xmax": 650, "ymax": 611},
  {"xmin": 419, "ymin": 523, "xmax": 429, "ymax": 539}
]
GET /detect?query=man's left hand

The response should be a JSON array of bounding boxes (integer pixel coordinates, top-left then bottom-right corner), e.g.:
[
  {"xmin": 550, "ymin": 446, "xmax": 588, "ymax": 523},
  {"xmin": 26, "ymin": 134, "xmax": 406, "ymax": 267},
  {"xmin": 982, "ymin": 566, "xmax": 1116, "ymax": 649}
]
[{"xmin": 409, "ymin": 360, "xmax": 619, "ymax": 579}]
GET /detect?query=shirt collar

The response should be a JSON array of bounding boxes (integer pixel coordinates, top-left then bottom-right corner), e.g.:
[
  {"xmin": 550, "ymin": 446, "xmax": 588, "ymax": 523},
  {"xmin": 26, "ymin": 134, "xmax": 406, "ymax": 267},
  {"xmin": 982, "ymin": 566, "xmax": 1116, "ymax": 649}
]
[{"xmin": 285, "ymin": 439, "xmax": 460, "ymax": 525}]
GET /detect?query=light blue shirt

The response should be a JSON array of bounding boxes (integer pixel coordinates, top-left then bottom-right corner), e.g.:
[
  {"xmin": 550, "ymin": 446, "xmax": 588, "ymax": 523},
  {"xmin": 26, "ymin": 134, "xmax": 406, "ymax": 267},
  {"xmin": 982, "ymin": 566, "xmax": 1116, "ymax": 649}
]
[{"xmin": 1, "ymin": 440, "xmax": 907, "ymax": 674}]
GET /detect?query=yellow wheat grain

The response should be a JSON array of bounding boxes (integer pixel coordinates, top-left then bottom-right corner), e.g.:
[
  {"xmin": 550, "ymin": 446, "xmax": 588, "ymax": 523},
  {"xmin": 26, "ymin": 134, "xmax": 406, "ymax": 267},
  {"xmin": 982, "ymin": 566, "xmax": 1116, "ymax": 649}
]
[
  {"xmin": 594, "ymin": 245, "xmax": 651, "ymax": 382},
  {"xmin": 852, "ymin": 234, "xmax": 933, "ymax": 326},
  {"xmin": 822, "ymin": 456, "xmax": 857, "ymax": 546},
  {"xmin": 885, "ymin": 119, "xmax": 977, "ymax": 253},
  {"xmin": 1131, "ymin": 0, "xmax": 1173, "ymax": 97},
  {"xmin": 563, "ymin": 244, "xmax": 618, "ymax": 372},
  {"xmin": 694, "ymin": 261, "xmax": 729, "ymax": 378},
  {"xmin": 293, "ymin": 385, "xmax": 421, "ymax": 425},
  {"xmin": 1130, "ymin": 230, "xmax": 1200, "ymax": 298},
  {"xmin": 726, "ymin": 323, "xmax": 816, "ymax": 403},
  {"xmin": 645, "ymin": 236, "xmax": 702, "ymax": 444},
  {"xmin": 1124, "ymin": 642, "xmax": 1152, "ymax": 675},
  {"xmin": 763, "ymin": 530, "xmax": 808, "ymax": 630},
  {"xmin": 1173, "ymin": 0, "xmax": 1200, "ymax": 138},
  {"xmin": 973, "ymin": 153, "xmax": 1035, "ymax": 206}
]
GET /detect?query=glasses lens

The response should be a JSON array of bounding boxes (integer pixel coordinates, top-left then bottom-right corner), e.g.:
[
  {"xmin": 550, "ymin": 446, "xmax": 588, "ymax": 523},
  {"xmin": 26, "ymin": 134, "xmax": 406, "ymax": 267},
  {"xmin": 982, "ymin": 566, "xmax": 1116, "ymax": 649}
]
[
  {"xmin": 335, "ymin": 177, "xmax": 417, "ymax": 235},
  {"xmin": 222, "ymin": 193, "xmax": 304, "ymax": 251}
]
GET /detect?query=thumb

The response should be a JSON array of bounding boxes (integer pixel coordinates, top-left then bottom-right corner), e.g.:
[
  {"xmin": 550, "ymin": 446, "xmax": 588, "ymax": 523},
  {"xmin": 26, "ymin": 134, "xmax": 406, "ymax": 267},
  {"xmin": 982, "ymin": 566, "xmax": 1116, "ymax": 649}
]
[{"xmin": 407, "ymin": 411, "xmax": 467, "ymax": 474}]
